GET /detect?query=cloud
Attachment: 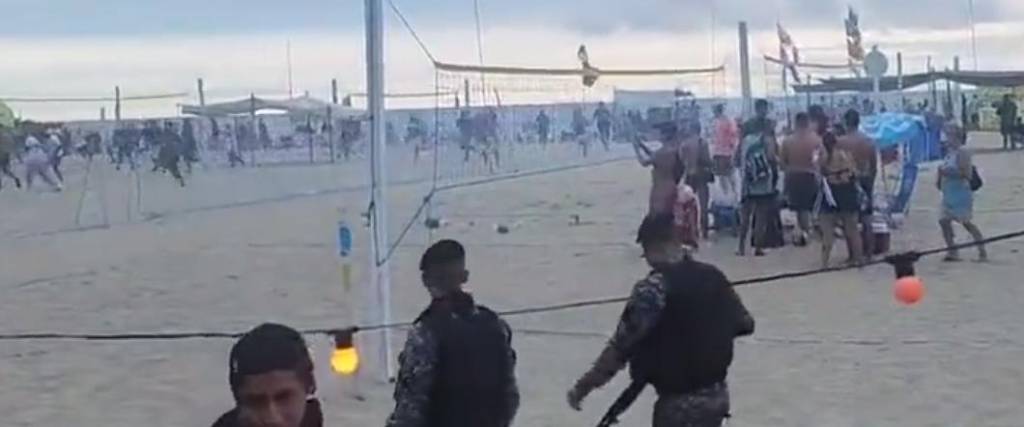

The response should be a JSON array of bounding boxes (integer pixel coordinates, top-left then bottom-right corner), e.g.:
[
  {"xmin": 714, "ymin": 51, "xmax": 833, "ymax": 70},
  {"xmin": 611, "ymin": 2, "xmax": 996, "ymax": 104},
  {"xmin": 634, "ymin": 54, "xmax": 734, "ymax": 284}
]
[
  {"xmin": 6, "ymin": 0, "xmax": 1024, "ymax": 120},
  {"xmin": 8, "ymin": 0, "xmax": 1023, "ymax": 37}
]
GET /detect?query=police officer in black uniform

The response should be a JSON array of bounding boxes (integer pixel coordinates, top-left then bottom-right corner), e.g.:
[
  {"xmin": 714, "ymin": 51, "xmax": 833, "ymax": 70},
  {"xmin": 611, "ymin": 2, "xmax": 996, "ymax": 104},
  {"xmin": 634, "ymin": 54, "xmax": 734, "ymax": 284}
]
[
  {"xmin": 568, "ymin": 213, "xmax": 755, "ymax": 426},
  {"xmin": 386, "ymin": 239, "xmax": 520, "ymax": 427}
]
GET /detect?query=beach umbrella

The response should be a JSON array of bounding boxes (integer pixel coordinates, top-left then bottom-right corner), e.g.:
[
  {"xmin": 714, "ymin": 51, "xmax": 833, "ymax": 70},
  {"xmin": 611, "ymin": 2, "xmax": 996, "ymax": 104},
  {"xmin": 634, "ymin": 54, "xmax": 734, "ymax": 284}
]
[{"xmin": 0, "ymin": 100, "xmax": 15, "ymax": 128}]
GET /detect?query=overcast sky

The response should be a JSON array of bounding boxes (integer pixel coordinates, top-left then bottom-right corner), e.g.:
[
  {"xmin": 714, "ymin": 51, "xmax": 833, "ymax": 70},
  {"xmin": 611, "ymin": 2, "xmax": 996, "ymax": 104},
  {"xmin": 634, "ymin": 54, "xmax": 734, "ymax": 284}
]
[{"xmin": 4, "ymin": 0, "xmax": 1024, "ymax": 120}]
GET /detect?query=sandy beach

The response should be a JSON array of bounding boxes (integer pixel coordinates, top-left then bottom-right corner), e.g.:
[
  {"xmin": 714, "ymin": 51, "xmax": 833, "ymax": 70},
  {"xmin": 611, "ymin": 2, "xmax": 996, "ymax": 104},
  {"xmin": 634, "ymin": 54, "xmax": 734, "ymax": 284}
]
[{"xmin": 2, "ymin": 133, "xmax": 1024, "ymax": 427}]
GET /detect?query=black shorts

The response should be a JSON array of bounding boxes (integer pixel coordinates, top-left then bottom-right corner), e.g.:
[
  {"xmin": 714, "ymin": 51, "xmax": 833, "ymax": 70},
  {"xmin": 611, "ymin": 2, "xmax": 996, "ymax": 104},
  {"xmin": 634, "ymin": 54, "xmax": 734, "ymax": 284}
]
[
  {"xmin": 784, "ymin": 171, "xmax": 818, "ymax": 211},
  {"xmin": 822, "ymin": 181, "xmax": 860, "ymax": 214}
]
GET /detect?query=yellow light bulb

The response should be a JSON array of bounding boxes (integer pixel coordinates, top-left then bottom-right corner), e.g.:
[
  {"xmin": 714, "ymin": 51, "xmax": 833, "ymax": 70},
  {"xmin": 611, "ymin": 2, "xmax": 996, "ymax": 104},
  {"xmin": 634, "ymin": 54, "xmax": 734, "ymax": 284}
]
[{"xmin": 331, "ymin": 346, "xmax": 360, "ymax": 376}]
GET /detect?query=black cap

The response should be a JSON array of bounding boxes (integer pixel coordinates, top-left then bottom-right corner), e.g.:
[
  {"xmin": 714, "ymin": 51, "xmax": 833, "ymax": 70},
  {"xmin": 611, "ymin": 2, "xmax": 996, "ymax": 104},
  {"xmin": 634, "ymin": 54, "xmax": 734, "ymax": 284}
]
[{"xmin": 636, "ymin": 213, "xmax": 675, "ymax": 247}]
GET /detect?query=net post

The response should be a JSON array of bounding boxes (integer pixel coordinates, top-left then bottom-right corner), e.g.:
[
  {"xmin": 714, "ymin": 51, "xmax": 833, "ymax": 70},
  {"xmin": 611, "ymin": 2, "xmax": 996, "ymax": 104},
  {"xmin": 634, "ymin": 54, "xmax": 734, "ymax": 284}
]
[
  {"xmin": 249, "ymin": 93, "xmax": 257, "ymax": 166},
  {"xmin": 365, "ymin": 0, "xmax": 394, "ymax": 382},
  {"xmin": 328, "ymin": 105, "xmax": 336, "ymax": 163},
  {"xmin": 738, "ymin": 22, "xmax": 753, "ymax": 117},
  {"xmin": 197, "ymin": 79, "xmax": 206, "ymax": 107}
]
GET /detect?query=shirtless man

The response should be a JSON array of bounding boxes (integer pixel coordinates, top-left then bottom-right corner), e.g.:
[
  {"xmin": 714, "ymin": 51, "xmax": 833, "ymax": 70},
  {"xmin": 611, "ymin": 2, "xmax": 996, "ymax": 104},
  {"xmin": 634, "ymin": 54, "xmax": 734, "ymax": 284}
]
[
  {"xmin": 837, "ymin": 109, "xmax": 878, "ymax": 259},
  {"xmin": 780, "ymin": 112, "xmax": 822, "ymax": 246},
  {"xmin": 633, "ymin": 122, "xmax": 683, "ymax": 216}
]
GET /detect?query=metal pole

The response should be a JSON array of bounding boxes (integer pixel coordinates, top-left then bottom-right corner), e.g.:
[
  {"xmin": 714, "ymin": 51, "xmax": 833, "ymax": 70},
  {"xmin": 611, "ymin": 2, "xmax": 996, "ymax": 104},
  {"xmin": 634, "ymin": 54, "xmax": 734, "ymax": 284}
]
[
  {"xmin": 365, "ymin": 0, "xmax": 394, "ymax": 381},
  {"xmin": 114, "ymin": 86, "xmax": 122, "ymax": 121},
  {"xmin": 287, "ymin": 40, "xmax": 294, "ymax": 99},
  {"xmin": 928, "ymin": 56, "xmax": 938, "ymax": 111},
  {"xmin": 738, "ymin": 22, "xmax": 753, "ymax": 117},
  {"xmin": 327, "ymin": 106, "xmax": 335, "ymax": 163},
  {"xmin": 781, "ymin": 57, "xmax": 790, "ymax": 127},
  {"xmin": 250, "ymin": 93, "xmax": 257, "ymax": 166},
  {"xmin": 710, "ymin": 0, "xmax": 717, "ymax": 97},
  {"xmin": 897, "ymin": 52, "xmax": 905, "ymax": 110},
  {"xmin": 198, "ymin": 78, "xmax": 206, "ymax": 107},
  {"xmin": 307, "ymin": 115, "xmax": 314, "ymax": 164},
  {"xmin": 954, "ymin": 56, "xmax": 963, "ymax": 122},
  {"xmin": 968, "ymin": 0, "xmax": 979, "ymax": 70}
]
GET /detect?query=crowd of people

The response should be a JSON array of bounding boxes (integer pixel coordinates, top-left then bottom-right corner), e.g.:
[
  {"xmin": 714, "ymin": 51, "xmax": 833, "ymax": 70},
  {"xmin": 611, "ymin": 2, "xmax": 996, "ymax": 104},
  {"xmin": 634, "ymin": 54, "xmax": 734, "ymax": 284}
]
[
  {"xmin": 633, "ymin": 97, "xmax": 989, "ymax": 268},
  {"xmin": 5, "ymin": 96, "xmax": 992, "ymax": 427},
  {"xmin": 0, "ymin": 119, "xmax": 203, "ymax": 191},
  {"xmin": 1, "ymin": 124, "xmax": 70, "ymax": 192}
]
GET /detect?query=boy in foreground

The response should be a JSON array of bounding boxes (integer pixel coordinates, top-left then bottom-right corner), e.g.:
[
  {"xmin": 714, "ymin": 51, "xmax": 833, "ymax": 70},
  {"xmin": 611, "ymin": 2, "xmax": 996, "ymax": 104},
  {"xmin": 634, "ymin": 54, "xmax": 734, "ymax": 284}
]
[{"xmin": 212, "ymin": 323, "xmax": 323, "ymax": 427}]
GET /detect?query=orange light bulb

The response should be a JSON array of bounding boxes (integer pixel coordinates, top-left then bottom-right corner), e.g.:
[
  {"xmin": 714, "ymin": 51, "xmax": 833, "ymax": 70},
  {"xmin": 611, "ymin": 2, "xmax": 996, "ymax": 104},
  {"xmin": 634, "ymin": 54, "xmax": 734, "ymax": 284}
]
[
  {"xmin": 331, "ymin": 346, "xmax": 360, "ymax": 376},
  {"xmin": 894, "ymin": 276, "xmax": 925, "ymax": 305}
]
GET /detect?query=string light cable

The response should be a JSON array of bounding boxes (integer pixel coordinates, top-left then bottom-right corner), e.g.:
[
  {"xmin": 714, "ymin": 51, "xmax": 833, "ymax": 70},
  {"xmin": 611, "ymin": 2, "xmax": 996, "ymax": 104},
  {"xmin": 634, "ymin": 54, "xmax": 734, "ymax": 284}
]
[{"xmin": 1, "ymin": 228, "xmax": 1021, "ymax": 344}]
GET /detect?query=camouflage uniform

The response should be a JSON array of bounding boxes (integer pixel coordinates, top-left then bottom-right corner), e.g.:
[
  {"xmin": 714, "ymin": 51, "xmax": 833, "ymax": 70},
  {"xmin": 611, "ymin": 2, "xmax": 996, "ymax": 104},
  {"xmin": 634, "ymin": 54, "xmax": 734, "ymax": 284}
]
[
  {"xmin": 385, "ymin": 306, "xmax": 520, "ymax": 427},
  {"xmin": 572, "ymin": 271, "xmax": 732, "ymax": 427}
]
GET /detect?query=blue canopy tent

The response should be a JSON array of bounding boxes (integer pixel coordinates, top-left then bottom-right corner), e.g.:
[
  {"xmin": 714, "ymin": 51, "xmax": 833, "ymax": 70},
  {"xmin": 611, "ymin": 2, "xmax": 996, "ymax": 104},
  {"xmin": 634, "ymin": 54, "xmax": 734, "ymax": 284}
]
[{"xmin": 860, "ymin": 112, "xmax": 942, "ymax": 214}]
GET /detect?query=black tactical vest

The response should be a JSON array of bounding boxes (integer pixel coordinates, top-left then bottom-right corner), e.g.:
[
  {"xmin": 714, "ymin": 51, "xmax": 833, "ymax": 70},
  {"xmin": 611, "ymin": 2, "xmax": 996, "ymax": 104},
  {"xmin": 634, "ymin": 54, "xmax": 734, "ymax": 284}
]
[
  {"xmin": 417, "ymin": 294, "xmax": 512, "ymax": 427},
  {"xmin": 629, "ymin": 260, "xmax": 742, "ymax": 396}
]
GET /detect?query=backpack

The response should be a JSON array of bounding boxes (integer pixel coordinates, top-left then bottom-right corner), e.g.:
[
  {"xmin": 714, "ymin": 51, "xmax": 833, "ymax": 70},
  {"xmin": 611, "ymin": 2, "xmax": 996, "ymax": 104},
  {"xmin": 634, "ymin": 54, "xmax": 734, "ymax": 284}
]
[
  {"xmin": 970, "ymin": 166, "xmax": 983, "ymax": 192},
  {"xmin": 742, "ymin": 134, "xmax": 774, "ymax": 196}
]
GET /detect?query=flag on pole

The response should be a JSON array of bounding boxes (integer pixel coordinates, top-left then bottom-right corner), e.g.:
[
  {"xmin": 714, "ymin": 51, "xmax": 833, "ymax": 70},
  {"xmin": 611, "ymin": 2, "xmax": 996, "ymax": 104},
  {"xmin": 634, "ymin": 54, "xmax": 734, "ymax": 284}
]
[
  {"xmin": 777, "ymin": 23, "xmax": 801, "ymax": 83},
  {"xmin": 845, "ymin": 6, "xmax": 865, "ymax": 62}
]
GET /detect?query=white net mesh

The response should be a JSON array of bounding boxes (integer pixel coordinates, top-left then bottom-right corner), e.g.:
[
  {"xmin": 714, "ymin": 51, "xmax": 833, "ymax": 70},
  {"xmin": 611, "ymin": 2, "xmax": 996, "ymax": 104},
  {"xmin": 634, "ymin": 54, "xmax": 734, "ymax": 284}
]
[{"xmin": 371, "ymin": 61, "xmax": 726, "ymax": 268}]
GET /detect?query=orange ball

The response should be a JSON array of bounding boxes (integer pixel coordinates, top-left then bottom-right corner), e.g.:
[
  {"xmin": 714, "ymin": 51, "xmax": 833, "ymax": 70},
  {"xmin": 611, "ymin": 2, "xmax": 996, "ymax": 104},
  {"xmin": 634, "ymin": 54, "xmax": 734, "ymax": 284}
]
[{"xmin": 894, "ymin": 276, "xmax": 925, "ymax": 305}]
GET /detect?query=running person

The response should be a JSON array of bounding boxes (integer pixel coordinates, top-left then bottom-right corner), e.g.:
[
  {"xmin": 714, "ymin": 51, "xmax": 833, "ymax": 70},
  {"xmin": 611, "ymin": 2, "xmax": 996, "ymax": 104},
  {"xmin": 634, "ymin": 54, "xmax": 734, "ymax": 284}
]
[
  {"xmin": 23, "ymin": 134, "xmax": 62, "ymax": 192},
  {"xmin": 113, "ymin": 125, "xmax": 140, "ymax": 171},
  {"xmin": 536, "ymin": 110, "xmax": 551, "ymax": 145},
  {"xmin": 457, "ymin": 110, "xmax": 474, "ymax": 162},
  {"xmin": 181, "ymin": 119, "xmax": 200, "ymax": 173},
  {"xmin": 0, "ymin": 123, "xmax": 22, "ymax": 190},
  {"xmin": 572, "ymin": 107, "xmax": 589, "ymax": 157},
  {"xmin": 155, "ymin": 122, "xmax": 186, "ymax": 187},
  {"xmin": 594, "ymin": 102, "xmax": 613, "ymax": 151},
  {"xmin": 473, "ymin": 109, "xmax": 500, "ymax": 171},
  {"xmin": 46, "ymin": 130, "xmax": 66, "ymax": 183}
]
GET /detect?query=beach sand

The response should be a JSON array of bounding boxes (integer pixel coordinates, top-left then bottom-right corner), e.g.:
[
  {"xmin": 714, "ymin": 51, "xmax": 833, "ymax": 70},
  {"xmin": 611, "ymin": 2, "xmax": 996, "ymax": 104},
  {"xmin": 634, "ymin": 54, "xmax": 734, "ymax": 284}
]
[{"xmin": 2, "ymin": 134, "xmax": 1023, "ymax": 426}]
